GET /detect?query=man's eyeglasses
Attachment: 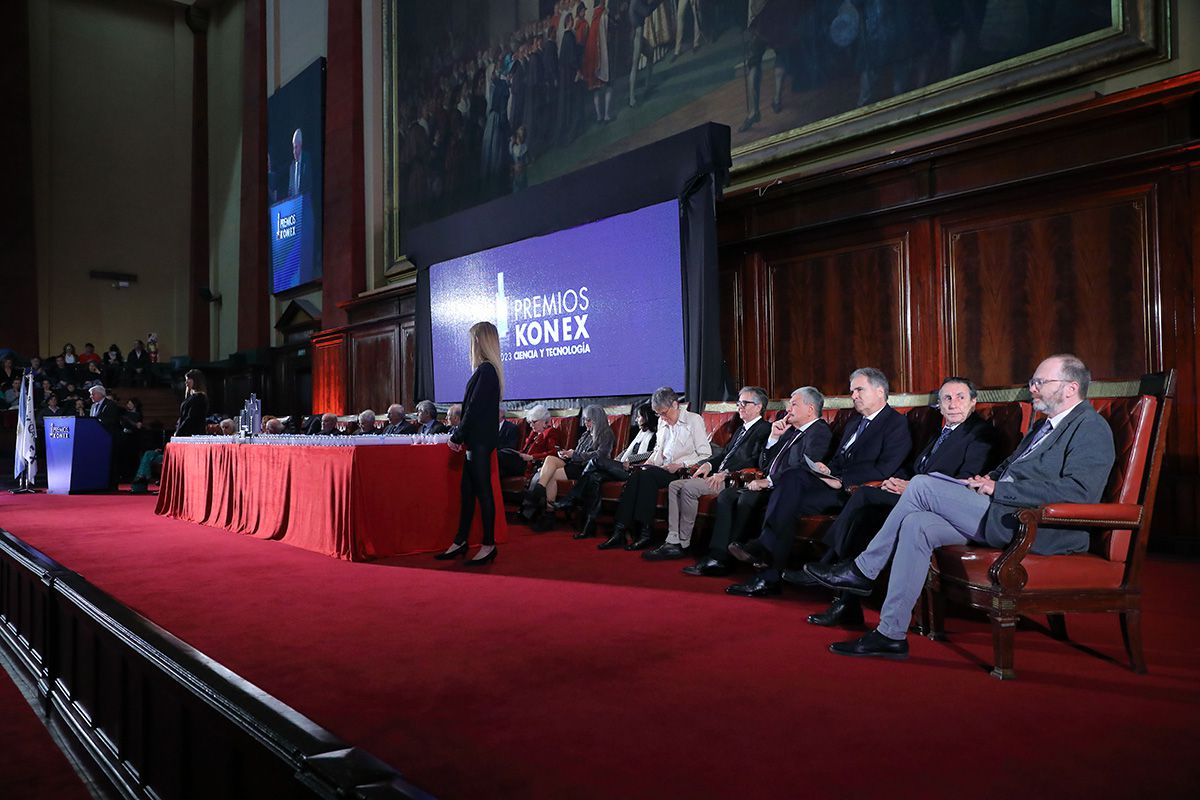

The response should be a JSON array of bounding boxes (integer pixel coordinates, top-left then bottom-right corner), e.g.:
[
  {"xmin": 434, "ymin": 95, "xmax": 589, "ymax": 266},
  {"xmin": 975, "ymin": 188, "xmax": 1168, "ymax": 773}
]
[
  {"xmin": 1028, "ymin": 378, "xmax": 1068, "ymax": 390},
  {"xmin": 735, "ymin": 400, "xmax": 761, "ymax": 408}
]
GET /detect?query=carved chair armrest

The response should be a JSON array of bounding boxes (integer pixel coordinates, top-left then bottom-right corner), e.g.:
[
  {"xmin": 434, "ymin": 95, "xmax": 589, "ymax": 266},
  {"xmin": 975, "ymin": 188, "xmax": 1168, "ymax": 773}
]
[
  {"xmin": 1037, "ymin": 503, "xmax": 1143, "ymax": 527},
  {"xmin": 987, "ymin": 503, "xmax": 1144, "ymax": 591}
]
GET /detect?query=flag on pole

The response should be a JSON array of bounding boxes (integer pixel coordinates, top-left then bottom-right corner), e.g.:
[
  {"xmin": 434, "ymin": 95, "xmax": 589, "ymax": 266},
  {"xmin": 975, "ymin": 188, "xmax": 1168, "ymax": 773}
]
[{"xmin": 13, "ymin": 369, "xmax": 37, "ymax": 483}]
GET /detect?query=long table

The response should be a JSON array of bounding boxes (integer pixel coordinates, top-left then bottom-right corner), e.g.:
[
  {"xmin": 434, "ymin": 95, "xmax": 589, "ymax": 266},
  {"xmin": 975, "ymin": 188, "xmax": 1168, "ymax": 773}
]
[{"xmin": 154, "ymin": 441, "xmax": 508, "ymax": 561}]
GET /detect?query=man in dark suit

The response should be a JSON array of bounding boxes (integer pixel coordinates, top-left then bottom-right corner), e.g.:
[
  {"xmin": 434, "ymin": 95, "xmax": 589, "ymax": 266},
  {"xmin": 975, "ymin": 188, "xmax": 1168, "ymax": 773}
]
[
  {"xmin": 682, "ymin": 386, "xmax": 833, "ymax": 577},
  {"xmin": 415, "ymin": 400, "xmax": 449, "ymax": 435},
  {"xmin": 793, "ymin": 376, "xmax": 1000, "ymax": 626},
  {"xmin": 497, "ymin": 408, "xmax": 521, "ymax": 476},
  {"xmin": 808, "ymin": 354, "xmax": 1116, "ymax": 660},
  {"xmin": 727, "ymin": 367, "xmax": 913, "ymax": 597},
  {"xmin": 644, "ymin": 386, "xmax": 773, "ymax": 561},
  {"xmin": 382, "ymin": 404, "xmax": 417, "ymax": 435},
  {"xmin": 88, "ymin": 385, "xmax": 121, "ymax": 436},
  {"xmin": 287, "ymin": 128, "xmax": 310, "ymax": 197}
]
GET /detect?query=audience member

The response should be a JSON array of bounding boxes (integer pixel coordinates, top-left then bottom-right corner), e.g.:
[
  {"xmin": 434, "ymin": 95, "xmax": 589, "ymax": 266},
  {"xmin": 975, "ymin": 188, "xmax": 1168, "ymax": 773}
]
[
  {"xmin": 645, "ymin": 386, "xmax": 771, "ymax": 561},
  {"xmin": 102, "ymin": 344, "xmax": 124, "ymax": 386},
  {"xmin": 446, "ymin": 404, "xmax": 463, "ymax": 434},
  {"xmin": 78, "ymin": 342, "xmax": 101, "ymax": 366},
  {"xmin": 61, "ymin": 343, "xmax": 78, "ymax": 364},
  {"xmin": 125, "ymin": 340, "xmax": 150, "ymax": 386},
  {"xmin": 42, "ymin": 394, "xmax": 64, "ymax": 416},
  {"xmin": 264, "ymin": 418, "xmax": 285, "ymax": 434},
  {"xmin": 356, "ymin": 409, "xmax": 378, "ymax": 434},
  {"xmin": 317, "ymin": 413, "xmax": 339, "ymax": 435},
  {"xmin": 806, "ymin": 355, "xmax": 1115, "ymax": 660},
  {"xmin": 497, "ymin": 409, "xmax": 521, "ymax": 474},
  {"xmin": 682, "ymin": 386, "xmax": 832, "ymax": 577},
  {"xmin": 73, "ymin": 398, "xmax": 86, "ymax": 417},
  {"xmin": 510, "ymin": 405, "xmax": 560, "ymax": 485},
  {"xmin": 382, "ymin": 403, "xmax": 417, "ymax": 434},
  {"xmin": 727, "ymin": 367, "xmax": 912, "ymax": 597},
  {"xmin": 415, "ymin": 400, "xmax": 449, "ymax": 435},
  {"xmin": 796, "ymin": 377, "xmax": 999, "ymax": 627},
  {"xmin": 82, "ymin": 361, "xmax": 105, "ymax": 389},
  {"xmin": 2, "ymin": 379, "xmax": 18, "ymax": 408},
  {"xmin": 1, "ymin": 356, "xmax": 19, "ymax": 386},
  {"xmin": 601, "ymin": 386, "xmax": 710, "ymax": 551},
  {"xmin": 219, "ymin": 418, "xmax": 236, "ymax": 435},
  {"xmin": 526, "ymin": 404, "xmax": 616, "ymax": 530}
]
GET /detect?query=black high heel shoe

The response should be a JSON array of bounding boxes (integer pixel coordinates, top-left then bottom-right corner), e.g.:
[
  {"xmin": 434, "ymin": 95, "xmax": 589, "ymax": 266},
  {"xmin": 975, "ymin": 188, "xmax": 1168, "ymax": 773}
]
[
  {"xmin": 464, "ymin": 547, "xmax": 498, "ymax": 566},
  {"xmin": 434, "ymin": 542, "xmax": 469, "ymax": 560}
]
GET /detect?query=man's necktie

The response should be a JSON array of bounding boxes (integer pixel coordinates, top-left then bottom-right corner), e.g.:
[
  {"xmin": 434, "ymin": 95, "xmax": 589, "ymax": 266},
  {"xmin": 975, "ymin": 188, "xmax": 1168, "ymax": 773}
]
[
  {"xmin": 918, "ymin": 426, "xmax": 953, "ymax": 471},
  {"xmin": 718, "ymin": 425, "xmax": 747, "ymax": 472},
  {"xmin": 841, "ymin": 416, "xmax": 868, "ymax": 452},
  {"xmin": 91, "ymin": 402, "xmax": 100, "ymax": 418},
  {"xmin": 768, "ymin": 431, "xmax": 799, "ymax": 477},
  {"xmin": 999, "ymin": 420, "xmax": 1055, "ymax": 481}
]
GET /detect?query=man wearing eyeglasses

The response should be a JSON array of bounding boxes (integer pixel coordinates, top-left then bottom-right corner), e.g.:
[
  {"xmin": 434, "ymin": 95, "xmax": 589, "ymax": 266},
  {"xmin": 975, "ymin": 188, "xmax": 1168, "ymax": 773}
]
[
  {"xmin": 644, "ymin": 387, "xmax": 773, "ymax": 561},
  {"xmin": 806, "ymin": 354, "xmax": 1116, "ymax": 660}
]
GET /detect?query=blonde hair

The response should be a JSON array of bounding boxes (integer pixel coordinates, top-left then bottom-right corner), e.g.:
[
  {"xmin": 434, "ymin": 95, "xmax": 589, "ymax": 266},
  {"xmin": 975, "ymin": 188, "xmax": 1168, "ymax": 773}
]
[{"xmin": 469, "ymin": 321, "xmax": 505, "ymax": 398}]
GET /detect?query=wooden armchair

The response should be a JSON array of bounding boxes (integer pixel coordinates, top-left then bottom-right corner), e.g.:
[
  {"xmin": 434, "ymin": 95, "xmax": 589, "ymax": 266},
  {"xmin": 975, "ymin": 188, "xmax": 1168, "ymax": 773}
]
[{"xmin": 920, "ymin": 371, "xmax": 1176, "ymax": 680}]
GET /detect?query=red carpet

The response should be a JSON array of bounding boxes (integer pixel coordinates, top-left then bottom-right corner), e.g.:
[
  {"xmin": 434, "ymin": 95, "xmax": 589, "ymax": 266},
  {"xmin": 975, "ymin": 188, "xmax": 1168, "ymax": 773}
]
[
  {"xmin": 0, "ymin": 657, "xmax": 92, "ymax": 800},
  {"xmin": 1, "ymin": 491, "xmax": 1198, "ymax": 799}
]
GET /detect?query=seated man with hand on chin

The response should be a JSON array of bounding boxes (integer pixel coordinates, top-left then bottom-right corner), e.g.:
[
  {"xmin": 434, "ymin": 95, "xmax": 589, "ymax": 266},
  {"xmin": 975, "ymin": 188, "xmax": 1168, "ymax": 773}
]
[
  {"xmin": 726, "ymin": 367, "xmax": 912, "ymax": 598},
  {"xmin": 683, "ymin": 386, "xmax": 833, "ymax": 577},
  {"xmin": 644, "ymin": 386, "xmax": 771, "ymax": 561},
  {"xmin": 793, "ymin": 376, "xmax": 999, "ymax": 628},
  {"xmin": 806, "ymin": 354, "xmax": 1115, "ymax": 660}
]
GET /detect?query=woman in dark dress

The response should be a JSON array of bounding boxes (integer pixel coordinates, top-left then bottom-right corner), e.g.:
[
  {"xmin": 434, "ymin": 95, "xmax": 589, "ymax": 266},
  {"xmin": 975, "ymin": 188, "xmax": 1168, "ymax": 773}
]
[
  {"xmin": 438, "ymin": 321, "xmax": 504, "ymax": 565},
  {"xmin": 130, "ymin": 369, "xmax": 208, "ymax": 493}
]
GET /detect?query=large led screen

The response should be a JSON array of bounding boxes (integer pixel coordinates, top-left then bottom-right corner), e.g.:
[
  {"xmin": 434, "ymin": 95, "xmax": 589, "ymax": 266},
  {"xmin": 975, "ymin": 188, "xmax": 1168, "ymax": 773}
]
[{"xmin": 429, "ymin": 200, "xmax": 685, "ymax": 402}]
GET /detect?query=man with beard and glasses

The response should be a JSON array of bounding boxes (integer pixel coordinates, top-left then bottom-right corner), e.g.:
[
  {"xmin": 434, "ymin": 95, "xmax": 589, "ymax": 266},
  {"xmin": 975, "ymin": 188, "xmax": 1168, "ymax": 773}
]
[{"xmin": 805, "ymin": 354, "xmax": 1115, "ymax": 660}]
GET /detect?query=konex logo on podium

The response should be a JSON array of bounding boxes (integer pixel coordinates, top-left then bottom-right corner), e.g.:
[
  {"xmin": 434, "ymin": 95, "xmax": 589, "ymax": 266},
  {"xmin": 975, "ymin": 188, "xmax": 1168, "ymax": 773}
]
[
  {"xmin": 49, "ymin": 423, "xmax": 72, "ymax": 440},
  {"xmin": 275, "ymin": 211, "xmax": 299, "ymax": 240}
]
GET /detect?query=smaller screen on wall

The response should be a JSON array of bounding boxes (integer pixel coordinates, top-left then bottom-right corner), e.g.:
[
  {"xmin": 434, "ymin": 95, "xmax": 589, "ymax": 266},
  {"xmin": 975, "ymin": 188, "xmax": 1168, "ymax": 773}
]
[
  {"xmin": 428, "ymin": 199, "xmax": 686, "ymax": 402},
  {"xmin": 267, "ymin": 58, "xmax": 325, "ymax": 294}
]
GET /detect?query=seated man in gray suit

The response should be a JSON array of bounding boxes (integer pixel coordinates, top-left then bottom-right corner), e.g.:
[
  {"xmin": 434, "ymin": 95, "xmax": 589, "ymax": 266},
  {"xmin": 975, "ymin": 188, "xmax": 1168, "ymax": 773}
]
[{"xmin": 806, "ymin": 354, "xmax": 1115, "ymax": 660}]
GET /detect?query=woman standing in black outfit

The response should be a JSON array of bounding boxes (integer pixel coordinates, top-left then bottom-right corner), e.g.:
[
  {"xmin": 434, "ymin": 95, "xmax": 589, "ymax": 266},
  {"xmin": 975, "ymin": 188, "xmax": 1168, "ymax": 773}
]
[
  {"xmin": 175, "ymin": 369, "xmax": 210, "ymax": 436},
  {"xmin": 439, "ymin": 321, "xmax": 504, "ymax": 565}
]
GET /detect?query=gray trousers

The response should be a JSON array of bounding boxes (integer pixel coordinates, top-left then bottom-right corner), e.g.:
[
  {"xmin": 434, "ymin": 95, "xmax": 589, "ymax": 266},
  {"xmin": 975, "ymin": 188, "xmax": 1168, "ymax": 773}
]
[
  {"xmin": 666, "ymin": 476, "xmax": 721, "ymax": 547},
  {"xmin": 854, "ymin": 475, "xmax": 990, "ymax": 640}
]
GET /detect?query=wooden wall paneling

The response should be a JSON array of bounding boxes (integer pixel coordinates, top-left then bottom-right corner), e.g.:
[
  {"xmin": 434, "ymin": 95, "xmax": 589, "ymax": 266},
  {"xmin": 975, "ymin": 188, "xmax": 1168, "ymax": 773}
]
[
  {"xmin": 942, "ymin": 185, "xmax": 1159, "ymax": 386},
  {"xmin": 763, "ymin": 228, "xmax": 913, "ymax": 398},
  {"xmin": 905, "ymin": 218, "xmax": 943, "ymax": 391},
  {"xmin": 349, "ymin": 323, "xmax": 399, "ymax": 415},
  {"xmin": 311, "ymin": 332, "xmax": 348, "ymax": 415},
  {"xmin": 400, "ymin": 318, "xmax": 416, "ymax": 410}
]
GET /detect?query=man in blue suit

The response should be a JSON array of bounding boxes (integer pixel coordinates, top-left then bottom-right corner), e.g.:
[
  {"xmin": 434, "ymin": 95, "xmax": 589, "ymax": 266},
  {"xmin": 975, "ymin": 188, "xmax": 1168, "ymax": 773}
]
[
  {"xmin": 794, "ymin": 376, "xmax": 1000, "ymax": 626},
  {"xmin": 726, "ymin": 367, "xmax": 913, "ymax": 597},
  {"xmin": 807, "ymin": 354, "xmax": 1116, "ymax": 659}
]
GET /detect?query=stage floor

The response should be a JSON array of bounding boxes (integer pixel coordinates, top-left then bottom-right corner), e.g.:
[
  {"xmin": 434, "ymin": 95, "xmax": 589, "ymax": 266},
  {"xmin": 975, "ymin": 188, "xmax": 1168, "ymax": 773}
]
[{"xmin": 2, "ymin": 491, "xmax": 1198, "ymax": 799}]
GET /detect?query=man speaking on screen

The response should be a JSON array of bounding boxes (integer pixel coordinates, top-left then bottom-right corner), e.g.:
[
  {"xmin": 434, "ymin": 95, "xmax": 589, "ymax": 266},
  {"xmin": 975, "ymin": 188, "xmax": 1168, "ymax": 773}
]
[{"xmin": 288, "ymin": 128, "xmax": 309, "ymax": 197}]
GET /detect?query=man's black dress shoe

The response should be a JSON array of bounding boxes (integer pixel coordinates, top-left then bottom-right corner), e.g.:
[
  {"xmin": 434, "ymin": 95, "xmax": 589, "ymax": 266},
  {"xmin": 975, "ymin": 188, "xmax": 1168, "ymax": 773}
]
[
  {"xmin": 804, "ymin": 559, "xmax": 874, "ymax": 596},
  {"xmin": 625, "ymin": 533, "xmax": 654, "ymax": 551},
  {"xmin": 434, "ymin": 542, "xmax": 469, "ymax": 560},
  {"xmin": 681, "ymin": 557, "xmax": 733, "ymax": 577},
  {"xmin": 727, "ymin": 539, "xmax": 768, "ymax": 567},
  {"xmin": 781, "ymin": 568, "xmax": 821, "ymax": 588},
  {"xmin": 807, "ymin": 595, "xmax": 864, "ymax": 627},
  {"xmin": 725, "ymin": 576, "xmax": 781, "ymax": 598},
  {"xmin": 643, "ymin": 542, "xmax": 686, "ymax": 561},
  {"xmin": 829, "ymin": 629, "xmax": 908, "ymax": 659},
  {"xmin": 464, "ymin": 547, "xmax": 498, "ymax": 567},
  {"xmin": 597, "ymin": 525, "xmax": 627, "ymax": 550}
]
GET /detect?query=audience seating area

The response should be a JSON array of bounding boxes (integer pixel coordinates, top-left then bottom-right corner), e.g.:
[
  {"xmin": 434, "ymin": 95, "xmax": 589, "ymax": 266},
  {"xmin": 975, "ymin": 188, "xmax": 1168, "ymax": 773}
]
[{"xmin": 490, "ymin": 372, "xmax": 1173, "ymax": 678}]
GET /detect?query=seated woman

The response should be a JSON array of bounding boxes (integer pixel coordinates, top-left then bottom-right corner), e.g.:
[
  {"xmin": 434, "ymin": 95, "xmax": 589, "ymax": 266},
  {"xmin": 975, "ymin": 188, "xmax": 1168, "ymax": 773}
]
[
  {"xmin": 527, "ymin": 404, "xmax": 615, "ymax": 530},
  {"xmin": 556, "ymin": 402, "xmax": 658, "ymax": 539},
  {"xmin": 599, "ymin": 387, "xmax": 711, "ymax": 551},
  {"xmin": 512, "ymin": 405, "xmax": 561, "ymax": 513}
]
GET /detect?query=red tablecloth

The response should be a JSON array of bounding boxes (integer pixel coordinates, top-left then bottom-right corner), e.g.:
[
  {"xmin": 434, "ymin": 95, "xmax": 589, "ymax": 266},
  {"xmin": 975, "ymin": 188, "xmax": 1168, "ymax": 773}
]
[{"xmin": 154, "ymin": 442, "xmax": 508, "ymax": 560}]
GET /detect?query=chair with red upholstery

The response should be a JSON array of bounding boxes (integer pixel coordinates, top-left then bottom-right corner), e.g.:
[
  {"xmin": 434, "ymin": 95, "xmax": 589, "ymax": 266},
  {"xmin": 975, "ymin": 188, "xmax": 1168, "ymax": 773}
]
[{"xmin": 920, "ymin": 371, "xmax": 1175, "ymax": 679}]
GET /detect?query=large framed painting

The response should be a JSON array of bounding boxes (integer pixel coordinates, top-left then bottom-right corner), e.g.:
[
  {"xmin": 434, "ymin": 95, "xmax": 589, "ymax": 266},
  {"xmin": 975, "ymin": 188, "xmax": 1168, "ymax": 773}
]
[{"xmin": 383, "ymin": 0, "xmax": 1168, "ymax": 267}]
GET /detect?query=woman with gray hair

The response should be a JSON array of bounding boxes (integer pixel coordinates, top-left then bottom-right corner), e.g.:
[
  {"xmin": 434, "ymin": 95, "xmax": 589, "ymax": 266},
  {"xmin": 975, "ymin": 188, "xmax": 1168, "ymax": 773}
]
[{"xmin": 526, "ymin": 405, "xmax": 616, "ymax": 530}]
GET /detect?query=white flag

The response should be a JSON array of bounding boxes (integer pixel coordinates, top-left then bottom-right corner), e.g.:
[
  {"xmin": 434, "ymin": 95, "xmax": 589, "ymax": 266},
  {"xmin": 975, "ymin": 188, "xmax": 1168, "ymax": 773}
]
[{"xmin": 13, "ymin": 371, "xmax": 37, "ymax": 482}]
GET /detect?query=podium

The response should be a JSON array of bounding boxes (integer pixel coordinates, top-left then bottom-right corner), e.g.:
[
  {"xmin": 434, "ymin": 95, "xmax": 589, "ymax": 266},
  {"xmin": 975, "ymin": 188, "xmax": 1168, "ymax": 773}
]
[{"xmin": 44, "ymin": 416, "xmax": 112, "ymax": 494}]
